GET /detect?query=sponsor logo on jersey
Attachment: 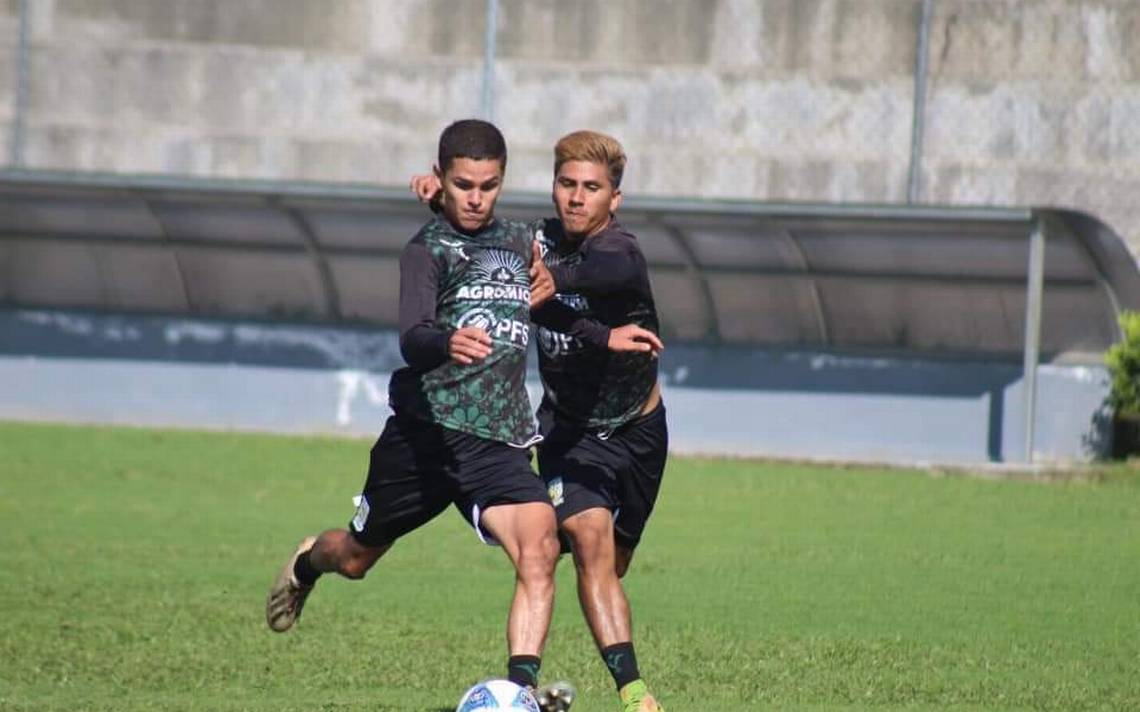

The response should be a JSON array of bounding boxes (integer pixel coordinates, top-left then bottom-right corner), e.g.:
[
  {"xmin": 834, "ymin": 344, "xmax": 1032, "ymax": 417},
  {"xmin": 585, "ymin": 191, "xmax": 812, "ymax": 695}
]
[
  {"xmin": 454, "ymin": 248, "xmax": 531, "ymax": 303},
  {"xmin": 472, "ymin": 248, "xmax": 526, "ymax": 284},
  {"xmin": 458, "ymin": 308, "xmax": 530, "ymax": 350},
  {"xmin": 536, "ymin": 292, "xmax": 590, "ymax": 357}
]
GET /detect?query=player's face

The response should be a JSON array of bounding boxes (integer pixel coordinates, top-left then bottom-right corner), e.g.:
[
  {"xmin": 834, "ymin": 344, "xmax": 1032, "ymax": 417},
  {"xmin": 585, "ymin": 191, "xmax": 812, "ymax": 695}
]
[
  {"xmin": 436, "ymin": 157, "xmax": 504, "ymax": 233},
  {"xmin": 552, "ymin": 160, "xmax": 622, "ymax": 240}
]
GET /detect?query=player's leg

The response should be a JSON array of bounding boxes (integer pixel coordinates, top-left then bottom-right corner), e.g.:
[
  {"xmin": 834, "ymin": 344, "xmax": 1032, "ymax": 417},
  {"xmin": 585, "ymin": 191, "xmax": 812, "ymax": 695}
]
[
  {"xmin": 563, "ymin": 507, "xmax": 630, "ymax": 646},
  {"xmin": 611, "ymin": 403, "xmax": 668, "ymax": 579},
  {"xmin": 479, "ymin": 501, "xmax": 561, "ymax": 657},
  {"xmin": 448, "ymin": 435, "xmax": 560, "ymax": 694},
  {"xmin": 609, "ymin": 406, "xmax": 668, "ymax": 711},
  {"xmin": 562, "ymin": 506, "xmax": 663, "ymax": 712},
  {"xmin": 266, "ymin": 415, "xmax": 452, "ymax": 632}
]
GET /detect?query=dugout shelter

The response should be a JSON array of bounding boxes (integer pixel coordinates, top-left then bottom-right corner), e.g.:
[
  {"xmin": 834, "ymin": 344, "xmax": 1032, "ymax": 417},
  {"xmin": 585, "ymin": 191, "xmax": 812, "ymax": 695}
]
[{"xmin": 1, "ymin": 170, "xmax": 1137, "ymax": 464}]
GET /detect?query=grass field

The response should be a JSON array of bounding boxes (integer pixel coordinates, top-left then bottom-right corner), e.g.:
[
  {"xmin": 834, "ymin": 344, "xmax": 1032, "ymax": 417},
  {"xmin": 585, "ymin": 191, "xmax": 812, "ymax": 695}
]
[{"xmin": 1, "ymin": 421, "xmax": 1138, "ymax": 711}]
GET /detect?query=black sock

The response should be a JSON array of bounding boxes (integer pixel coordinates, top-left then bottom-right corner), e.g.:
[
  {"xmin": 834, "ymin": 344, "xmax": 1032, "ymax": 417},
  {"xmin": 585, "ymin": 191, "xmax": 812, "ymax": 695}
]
[
  {"xmin": 292, "ymin": 550, "xmax": 322, "ymax": 586},
  {"xmin": 601, "ymin": 642, "xmax": 640, "ymax": 691},
  {"xmin": 507, "ymin": 655, "xmax": 542, "ymax": 689}
]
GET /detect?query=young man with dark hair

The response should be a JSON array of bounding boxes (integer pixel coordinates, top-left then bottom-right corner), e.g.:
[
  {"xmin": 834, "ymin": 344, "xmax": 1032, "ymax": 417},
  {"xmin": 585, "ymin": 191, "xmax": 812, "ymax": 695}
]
[
  {"xmin": 266, "ymin": 119, "xmax": 563, "ymax": 694},
  {"xmin": 413, "ymin": 130, "xmax": 667, "ymax": 712}
]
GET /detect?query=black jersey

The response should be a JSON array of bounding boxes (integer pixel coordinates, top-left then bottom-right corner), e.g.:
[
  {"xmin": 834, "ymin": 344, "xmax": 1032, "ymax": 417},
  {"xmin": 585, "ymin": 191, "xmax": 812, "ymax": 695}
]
[
  {"xmin": 388, "ymin": 216, "xmax": 539, "ymax": 447},
  {"xmin": 533, "ymin": 219, "xmax": 660, "ymax": 430}
]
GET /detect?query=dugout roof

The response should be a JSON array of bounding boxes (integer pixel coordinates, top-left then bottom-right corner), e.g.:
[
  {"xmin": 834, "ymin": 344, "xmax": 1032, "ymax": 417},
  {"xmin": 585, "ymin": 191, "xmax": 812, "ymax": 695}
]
[{"xmin": 2, "ymin": 170, "xmax": 1138, "ymax": 362}]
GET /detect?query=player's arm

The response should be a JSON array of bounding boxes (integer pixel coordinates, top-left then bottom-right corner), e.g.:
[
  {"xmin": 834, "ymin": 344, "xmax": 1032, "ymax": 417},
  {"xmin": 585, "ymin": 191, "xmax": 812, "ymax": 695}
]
[
  {"xmin": 530, "ymin": 300, "xmax": 609, "ymax": 348},
  {"xmin": 547, "ymin": 237, "xmax": 642, "ymax": 294},
  {"xmin": 531, "ymin": 301, "xmax": 663, "ymax": 355},
  {"xmin": 398, "ymin": 243, "xmax": 491, "ymax": 368}
]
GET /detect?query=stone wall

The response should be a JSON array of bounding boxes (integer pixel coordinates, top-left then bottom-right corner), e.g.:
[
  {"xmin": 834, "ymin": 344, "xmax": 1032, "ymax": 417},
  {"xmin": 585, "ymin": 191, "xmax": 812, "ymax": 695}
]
[{"xmin": 2, "ymin": 0, "xmax": 1138, "ymax": 250}]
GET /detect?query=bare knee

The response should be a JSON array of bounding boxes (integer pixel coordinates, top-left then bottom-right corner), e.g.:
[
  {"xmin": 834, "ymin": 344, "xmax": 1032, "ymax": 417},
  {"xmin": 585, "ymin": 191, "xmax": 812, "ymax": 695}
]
[
  {"xmin": 312, "ymin": 529, "xmax": 387, "ymax": 580},
  {"xmin": 564, "ymin": 511, "xmax": 614, "ymax": 573},
  {"xmin": 515, "ymin": 529, "xmax": 559, "ymax": 585}
]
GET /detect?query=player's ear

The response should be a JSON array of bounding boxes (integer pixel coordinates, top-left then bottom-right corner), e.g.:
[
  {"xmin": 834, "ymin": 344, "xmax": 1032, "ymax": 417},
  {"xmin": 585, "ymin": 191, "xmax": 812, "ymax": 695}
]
[
  {"xmin": 610, "ymin": 188, "xmax": 622, "ymax": 214},
  {"xmin": 433, "ymin": 164, "xmax": 443, "ymax": 180}
]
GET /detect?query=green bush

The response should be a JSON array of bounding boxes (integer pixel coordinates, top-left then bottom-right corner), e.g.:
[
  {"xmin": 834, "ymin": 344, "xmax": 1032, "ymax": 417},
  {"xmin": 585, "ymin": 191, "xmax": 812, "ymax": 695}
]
[{"xmin": 1106, "ymin": 310, "xmax": 1140, "ymax": 419}]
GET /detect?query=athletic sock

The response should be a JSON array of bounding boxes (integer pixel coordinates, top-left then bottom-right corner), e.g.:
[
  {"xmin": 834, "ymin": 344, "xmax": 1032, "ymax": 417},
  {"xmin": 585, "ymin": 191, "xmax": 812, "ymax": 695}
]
[
  {"xmin": 507, "ymin": 655, "xmax": 542, "ymax": 689},
  {"xmin": 292, "ymin": 550, "xmax": 322, "ymax": 586},
  {"xmin": 602, "ymin": 642, "xmax": 641, "ymax": 691}
]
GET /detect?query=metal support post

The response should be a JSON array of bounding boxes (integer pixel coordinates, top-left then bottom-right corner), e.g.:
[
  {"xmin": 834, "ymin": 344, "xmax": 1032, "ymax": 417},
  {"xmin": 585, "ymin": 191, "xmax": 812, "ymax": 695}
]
[
  {"xmin": 907, "ymin": 0, "xmax": 933, "ymax": 204},
  {"xmin": 481, "ymin": 0, "xmax": 499, "ymax": 122},
  {"xmin": 9, "ymin": 0, "xmax": 32, "ymax": 167},
  {"xmin": 1022, "ymin": 218, "xmax": 1046, "ymax": 463}
]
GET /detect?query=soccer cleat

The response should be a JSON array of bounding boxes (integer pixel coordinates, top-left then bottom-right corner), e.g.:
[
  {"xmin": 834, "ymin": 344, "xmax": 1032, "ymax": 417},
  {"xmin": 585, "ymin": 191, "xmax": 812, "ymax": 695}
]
[
  {"xmin": 619, "ymin": 680, "xmax": 663, "ymax": 712},
  {"xmin": 533, "ymin": 680, "xmax": 576, "ymax": 712},
  {"xmin": 265, "ymin": 535, "xmax": 317, "ymax": 632}
]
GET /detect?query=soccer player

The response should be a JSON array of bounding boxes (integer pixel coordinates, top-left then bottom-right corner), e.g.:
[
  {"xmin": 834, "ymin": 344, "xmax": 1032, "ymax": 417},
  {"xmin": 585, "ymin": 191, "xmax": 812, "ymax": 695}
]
[
  {"xmin": 266, "ymin": 119, "xmax": 564, "ymax": 694},
  {"xmin": 413, "ymin": 131, "xmax": 667, "ymax": 712}
]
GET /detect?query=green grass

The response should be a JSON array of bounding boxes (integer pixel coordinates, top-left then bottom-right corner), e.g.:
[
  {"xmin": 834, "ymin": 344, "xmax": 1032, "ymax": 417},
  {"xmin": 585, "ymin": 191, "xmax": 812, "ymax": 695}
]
[{"xmin": 1, "ymin": 421, "xmax": 1138, "ymax": 711}]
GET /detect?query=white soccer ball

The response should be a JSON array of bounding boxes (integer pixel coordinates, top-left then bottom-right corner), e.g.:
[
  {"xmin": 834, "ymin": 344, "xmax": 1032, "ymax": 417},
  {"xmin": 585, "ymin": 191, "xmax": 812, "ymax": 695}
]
[{"xmin": 455, "ymin": 679, "xmax": 540, "ymax": 712}]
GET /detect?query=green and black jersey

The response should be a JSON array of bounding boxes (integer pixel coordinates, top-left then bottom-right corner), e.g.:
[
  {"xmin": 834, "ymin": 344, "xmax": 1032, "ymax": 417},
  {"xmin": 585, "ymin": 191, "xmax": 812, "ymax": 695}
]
[
  {"xmin": 533, "ymin": 218, "xmax": 660, "ymax": 431},
  {"xmin": 388, "ymin": 216, "xmax": 539, "ymax": 447}
]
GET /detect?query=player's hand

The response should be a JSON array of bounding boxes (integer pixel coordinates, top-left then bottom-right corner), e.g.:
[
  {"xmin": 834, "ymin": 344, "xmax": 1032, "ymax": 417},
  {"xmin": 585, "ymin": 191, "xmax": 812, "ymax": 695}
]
[
  {"xmin": 529, "ymin": 241, "xmax": 556, "ymax": 308},
  {"xmin": 607, "ymin": 324, "xmax": 663, "ymax": 356},
  {"xmin": 449, "ymin": 327, "xmax": 492, "ymax": 365},
  {"xmin": 410, "ymin": 173, "xmax": 442, "ymax": 203}
]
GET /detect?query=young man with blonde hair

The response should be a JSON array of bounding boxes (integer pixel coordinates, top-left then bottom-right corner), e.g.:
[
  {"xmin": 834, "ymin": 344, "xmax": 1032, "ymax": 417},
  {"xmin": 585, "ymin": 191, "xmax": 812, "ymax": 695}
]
[{"xmin": 414, "ymin": 129, "xmax": 668, "ymax": 712}]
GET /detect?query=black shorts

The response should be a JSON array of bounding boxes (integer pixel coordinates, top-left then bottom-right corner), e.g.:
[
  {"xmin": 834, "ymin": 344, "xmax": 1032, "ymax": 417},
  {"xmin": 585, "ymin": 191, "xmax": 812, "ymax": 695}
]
[
  {"xmin": 348, "ymin": 414, "xmax": 550, "ymax": 548},
  {"xmin": 536, "ymin": 403, "xmax": 668, "ymax": 551}
]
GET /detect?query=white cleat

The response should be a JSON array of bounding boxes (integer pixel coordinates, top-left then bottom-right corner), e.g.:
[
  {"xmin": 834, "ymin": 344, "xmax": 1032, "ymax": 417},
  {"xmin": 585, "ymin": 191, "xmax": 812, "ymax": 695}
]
[
  {"xmin": 533, "ymin": 680, "xmax": 576, "ymax": 712},
  {"xmin": 265, "ymin": 536, "xmax": 316, "ymax": 632}
]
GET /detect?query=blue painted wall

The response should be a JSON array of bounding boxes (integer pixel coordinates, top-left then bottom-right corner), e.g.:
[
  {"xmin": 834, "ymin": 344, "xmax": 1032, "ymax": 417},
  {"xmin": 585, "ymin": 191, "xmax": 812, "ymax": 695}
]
[{"xmin": 0, "ymin": 309, "xmax": 1111, "ymax": 464}]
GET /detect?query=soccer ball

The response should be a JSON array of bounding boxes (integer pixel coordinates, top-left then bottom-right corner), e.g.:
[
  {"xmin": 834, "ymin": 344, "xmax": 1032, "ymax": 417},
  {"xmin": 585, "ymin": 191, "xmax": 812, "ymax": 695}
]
[{"xmin": 456, "ymin": 679, "xmax": 540, "ymax": 712}]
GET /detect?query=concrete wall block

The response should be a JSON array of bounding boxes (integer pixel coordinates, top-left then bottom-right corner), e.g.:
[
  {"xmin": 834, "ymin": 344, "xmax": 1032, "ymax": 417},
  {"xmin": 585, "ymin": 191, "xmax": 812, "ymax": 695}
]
[
  {"xmin": 22, "ymin": 124, "xmax": 120, "ymax": 172},
  {"xmin": 496, "ymin": 0, "xmax": 600, "ymax": 63},
  {"xmin": 1080, "ymin": 1, "xmax": 1137, "ymax": 81},
  {"xmin": 767, "ymin": 158, "xmax": 901, "ymax": 202},
  {"xmin": 24, "ymin": 39, "xmax": 484, "ymax": 143},
  {"xmin": 52, "ymin": 0, "xmax": 372, "ymax": 52},
  {"xmin": 501, "ymin": 146, "xmax": 554, "ymax": 195},
  {"xmin": 928, "ymin": 1, "xmax": 1021, "ymax": 80},
  {"xmin": 500, "ymin": 0, "xmax": 714, "ymax": 65},
  {"xmin": 1010, "ymin": 2, "xmax": 1088, "ymax": 80},
  {"xmin": 0, "ymin": 43, "xmax": 13, "ymax": 120},
  {"xmin": 733, "ymin": 77, "xmax": 913, "ymax": 159},
  {"xmin": 932, "ymin": 1, "xmax": 1139, "ymax": 83},
  {"xmin": 497, "ymin": 0, "xmax": 715, "ymax": 66},
  {"xmin": 622, "ymin": 150, "xmax": 774, "ymax": 201},
  {"xmin": 924, "ymin": 163, "xmax": 1020, "ymax": 205},
  {"xmin": 353, "ymin": 60, "xmax": 483, "ymax": 139},
  {"xmin": 294, "ymin": 137, "xmax": 437, "ymax": 186},
  {"xmin": 708, "ymin": 0, "xmax": 919, "ymax": 78},
  {"xmin": 924, "ymin": 84, "xmax": 1072, "ymax": 163},
  {"xmin": 1019, "ymin": 166, "xmax": 1140, "ymax": 219},
  {"xmin": 1072, "ymin": 88, "xmax": 1140, "ymax": 166},
  {"xmin": 492, "ymin": 64, "xmax": 643, "ymax": 147},
  {"xmin": 46, "ymin": 0, "xmax": 458, "ymax": 57}
]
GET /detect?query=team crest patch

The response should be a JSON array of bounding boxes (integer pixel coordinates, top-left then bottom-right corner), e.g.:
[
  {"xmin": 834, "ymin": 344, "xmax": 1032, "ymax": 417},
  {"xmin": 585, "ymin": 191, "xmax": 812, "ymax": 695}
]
[
  {"xmin": 547, "ymin": 477, "xmax": 565, "ymax": 507},
  {"xmin": 351, "ymin": 494, "xmax": 370, "ymax": 532}
]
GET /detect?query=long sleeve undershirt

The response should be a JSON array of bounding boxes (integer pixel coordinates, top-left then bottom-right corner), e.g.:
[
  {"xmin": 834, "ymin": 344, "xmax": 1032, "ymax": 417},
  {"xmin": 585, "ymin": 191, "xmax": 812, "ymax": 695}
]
[
  {"xmin": 548, "ymin": 240, "xmax": 640, "ymax": 293},
  {"xmin": 531, "ymin": 299, "xmax": 610, "ymax": 348},
  {"xmin": 397, "ymin": 242, "xmax": 450, "ymax": 370}
]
